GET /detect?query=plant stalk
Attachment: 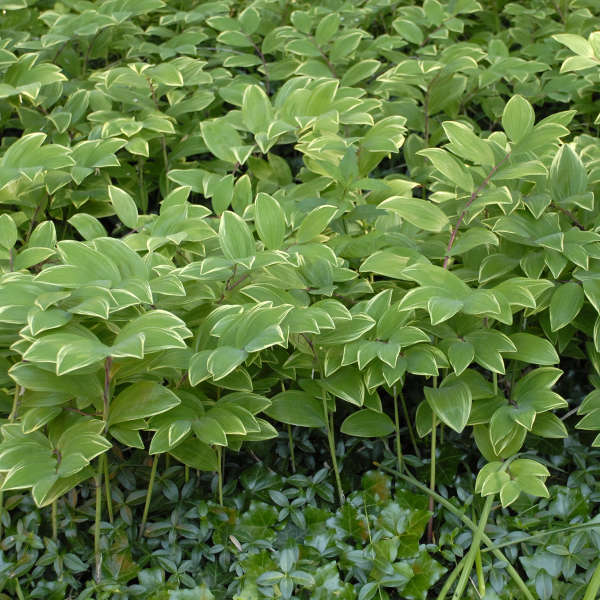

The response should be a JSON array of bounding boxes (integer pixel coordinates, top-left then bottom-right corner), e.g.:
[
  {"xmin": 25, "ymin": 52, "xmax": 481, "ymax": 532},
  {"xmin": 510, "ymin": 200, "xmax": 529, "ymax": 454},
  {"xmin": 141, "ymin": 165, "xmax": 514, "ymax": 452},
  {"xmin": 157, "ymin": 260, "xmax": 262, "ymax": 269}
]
[
  {"xmin": 95, "ymin": 356, "xmax": 112, "ymax": 583},
  {"xmin": 94, "ymin": 457, "xmax": 102, "ymax": 583},
  {"xmin": 427, "ymin": 413, "xmax": 437, "ymax": 543},
  {"xmin": 436, "ymin": 553, "xmax": 469, "ymax": 600},
  {"xmin": 287, "ymin": 424, "xmax": 296, "ymax": 473},
  {"xmin": 584, "ymin": 561, "xmax": 600, "ymax": 600},
  {"xmin": 140, "ymin": 455, "xmax": 158, "ymax": 539},
  {"xmin": 52, "ymin": 500, "xmax": 58, "ymax": 541},
  {"xmin": 392, "ymin": 386, "xmax": 403, "ymax": 473},
  {"xmin": 451, "ymin": 495, "xmax": 494, "ymax": 600},
  {"xmin": 102, "ymin": 453, "xmax": 113, "ymax": 523},
  {"xmin": 323, "ymin": 395, "xmax": 345, "ymax": 504},
  {"xmin": 399, "ymin": 388, "xmax": 420, "ymax": 457},
  {"xmin": 373, "ymin": 462, "xmax": 534, "ymax": 600},
  {"xmin": 217, "ymin": 446, "xmax": 224, "ymax": 507},
  {"xmin": 475, "ymin": 548, "xmax": 485, "ymax": 597}
]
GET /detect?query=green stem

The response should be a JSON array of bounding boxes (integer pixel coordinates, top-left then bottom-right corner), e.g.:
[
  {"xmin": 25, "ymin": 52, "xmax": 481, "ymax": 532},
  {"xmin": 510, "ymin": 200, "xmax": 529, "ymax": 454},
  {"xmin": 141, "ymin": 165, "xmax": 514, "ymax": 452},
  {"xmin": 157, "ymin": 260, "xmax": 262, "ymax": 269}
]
[
  {"xmin": 427, "ymin": 414, "xmax": 438, "ymax": 543},
  {"xmin": 399, "ymin": 388, "xmax": 420, "ymax": 457},
  {"xmin": 476, "ymin": 548, "xmax": 485, "ymax": 597},
  {"xmin": 102, "ymin": 453, "xmax": 113, "ymax": 523},
  {"xmin": 95, "ymin": 357, "xmax": 112, "ymax": 584},
  {"xmin": 287, "ymin": 424, "xmax": 296, "ymax": 473},
  {"xmin": 139, "ymin": 455, "xmax": 158, "ymax": 539},
  {"xmin": 374, "ymin": 462, "xmax": 534, "ymax": 600},
  {"xmin": 185, "ymin": 465, "xmax": 190, "ymax": 483},
  {"xmin": 9, "ymin": 385, "xmax": 20, "ymax": 423},
  {"xmin": 14, "ymin": 578, "xmax": 25, "ymax": 600},
  {"xmin": 436, "ymin": 553, "xmax": 469, "ymax": 600},
  {"xmin": 584, "ymin": 561, "xmax": 600, "ymax": 600},
  {"xmin": 138, "ymin": 158, "xmax": 147, "ymax": 214},
  {"xmin": 493, "ymin": 372, "xmax": 498, "ymax": 396},
  {"xmin": 482, "ymin": 521, "xmax": 600, "ymax": 552},
  {"xmin": 323, "ymin": 395, "xmax": 345, "ymax": 504},
  {"xmin": 94, "ymin": 457, "xmax": 103, "ymax": 583},
  {"xmin": 392, "ymin": 386, "xmax": 403, "ymax": 473},
  {"xmin": 217, "ymin": 446, "xmax": 223, "ymax": 507},
  {"xmin": 52, "ymin": 500, "xmax": 58, "ymax": 541},
  {"xmin": 452, "ymin": 495, "xmax": 494, "ymax": 600}
]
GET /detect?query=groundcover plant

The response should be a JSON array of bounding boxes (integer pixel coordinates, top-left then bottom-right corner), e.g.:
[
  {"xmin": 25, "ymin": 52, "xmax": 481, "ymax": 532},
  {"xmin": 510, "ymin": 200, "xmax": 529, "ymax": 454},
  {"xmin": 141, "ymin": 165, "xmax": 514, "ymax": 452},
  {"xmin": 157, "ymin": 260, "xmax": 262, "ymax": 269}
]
[{"xmin": 1, "ymin": 0, "xmax": 600, "ymax": 597}]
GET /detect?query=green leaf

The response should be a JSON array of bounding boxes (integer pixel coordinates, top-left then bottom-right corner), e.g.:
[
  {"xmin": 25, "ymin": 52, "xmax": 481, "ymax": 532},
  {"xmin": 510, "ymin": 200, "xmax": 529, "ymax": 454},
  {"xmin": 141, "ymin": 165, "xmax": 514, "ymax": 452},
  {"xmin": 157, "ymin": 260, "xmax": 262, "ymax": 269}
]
[
  {"xmin": 169, "ymin": 438, "xmax": 218, "ymax": 471},
  {"xmin": 264, "ymin": 391, "xmax": 326, "ymax": 427},
  {"xmin": 509, "ymin": 459, "xmax": 550, "ymax": 479},
  {"xmin": 207, "ymin": 347, "xmax": 249, "ymax": 380},
  {"xmin": 219, "ymin": 211, "xmax": 255, "ymax": 261},
  {"xmin": 296, "ymin": 205, "xmax": 338, "ymax": 243},
  {"xmin": 359, "ymin": 251, "xmax": 411, "ymax": 279},
  {"xmin": 417, "ymin": 148, "xmax": 473, "ymax": 192},
  {"xmin": 504, "ymin": 333, "xmax": 559, "ymax": 365},
  {"xmin": 341, "ymin": 59, "xmax": 380, "ymax": 86},
  {"xmin": 549, "ymin": 145, "xmax": 587, "ymax": 203},
  {"xmin": 317, "ymin": 315, "xmax": 375, "ymax": 345},
  {"xmin": 448, "ymin": 341, "xmax": 475, "ymax": 376},
  {"xmin": 147, "ymin": 62, "xmax": 183, "ymax": 86},
  {"xmin": 502, "ymin": 95, "xmax": 535, "ymax": 143},
  {"xmin": 108, "ymin": 185, "xmax": 138, "ymax": 229},
  {"xmin": 254, "ymin": 193, "xmax": 286, "ymax": 249},
  {"xmin": 192, "ymin": 417, "xmax": 228, "ymax": 446},
  {"xmin": 531, "ymin": 412, "xmax": 568, "ymax": 438},
  {"xmin": 67, "ymin": 214, "xmax": 107, "ymax": 240},
  {"xmin": 108, "ymin": 382, "xmax": 181, "ymax": 426},
  {"xmin": 379, "ymin": 197, "xmax": 449, "ymax": 232},
  {"xmin": 415, "ymin": 400, "xmax": 434, "ymax": 437},
  {"xmin": 515, "ymin": 475, "xmax": 549, "ymax": 499},
  {"xmin": 242, "ymin": 85, "xmax": 273, "ymax": 134},
  {"xmin": 424, "ymin": 381, "xmax": 471, "ymax": 433},
  {"xmin": 340, "ymin": 409, "xmax": 395, "ymax": 437},
  {"xmin": 553, "ymin": 33, "xmax": 594, "ymax": 57},
  {"xmin": 201, "ymin": 119, "xmax": 249, "ymax": 164},
  {"xmin": 499, "ymin": 481, "xmax": 520, "ymax": 507},
  {"xmin": 315, "ymin": 13, "xmax": 340, "ymax": 45},
  {"xmin": 0, "ymin": 214, "xmax": 17, "ymax": 249},
  {"xmin": 475, "ymin": 462, "xmax": 502, "ymax": 494},
  {"xmin": 549, "ymin": 282, "xmax": 584, "ymax": 331},
  {"xmin": 427, "ymin": 297, "xmax": 463, "ymax": 325},
  {"xmin": 321, "ymin": 367, "xmax": 364, "ymax": 406},
  {"xmin": 442, "ymin": 121, "xmax": 495, "ymax": 166}
]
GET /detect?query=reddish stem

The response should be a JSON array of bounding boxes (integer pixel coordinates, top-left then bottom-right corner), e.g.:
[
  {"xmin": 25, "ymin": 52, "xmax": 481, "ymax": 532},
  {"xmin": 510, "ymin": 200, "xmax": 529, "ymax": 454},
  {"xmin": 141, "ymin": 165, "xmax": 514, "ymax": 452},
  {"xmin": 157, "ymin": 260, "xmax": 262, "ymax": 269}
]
[{"xmin": 443, "ymin": 151, "xmax": 512, "ymax": 269}]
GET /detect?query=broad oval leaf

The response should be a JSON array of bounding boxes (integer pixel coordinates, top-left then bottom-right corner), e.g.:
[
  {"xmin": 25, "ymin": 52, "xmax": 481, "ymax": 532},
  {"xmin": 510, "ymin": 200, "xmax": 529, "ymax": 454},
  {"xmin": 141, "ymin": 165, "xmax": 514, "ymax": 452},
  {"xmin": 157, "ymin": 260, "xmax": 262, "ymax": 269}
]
[
  {"xmin": 424, "ymin": 381, "xmax": 472, "ymax": 433},
  {"xmin": 108, "ymin": 185, "xmax": 138, "ymax": 229},
  {"xmin": 379, "ymin": 197, "xmax": 449, "ymax": 232},
  {"xmin": 108, "ymin": 382, "xmax": 181, "ymax": 426},
  {"xmin": 264, "ymin": 391, "xmax": 326, "ymax": 427},
  {"xmin": 340, "ymin": 409, "xmax": 394, "ymax": 437}
]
